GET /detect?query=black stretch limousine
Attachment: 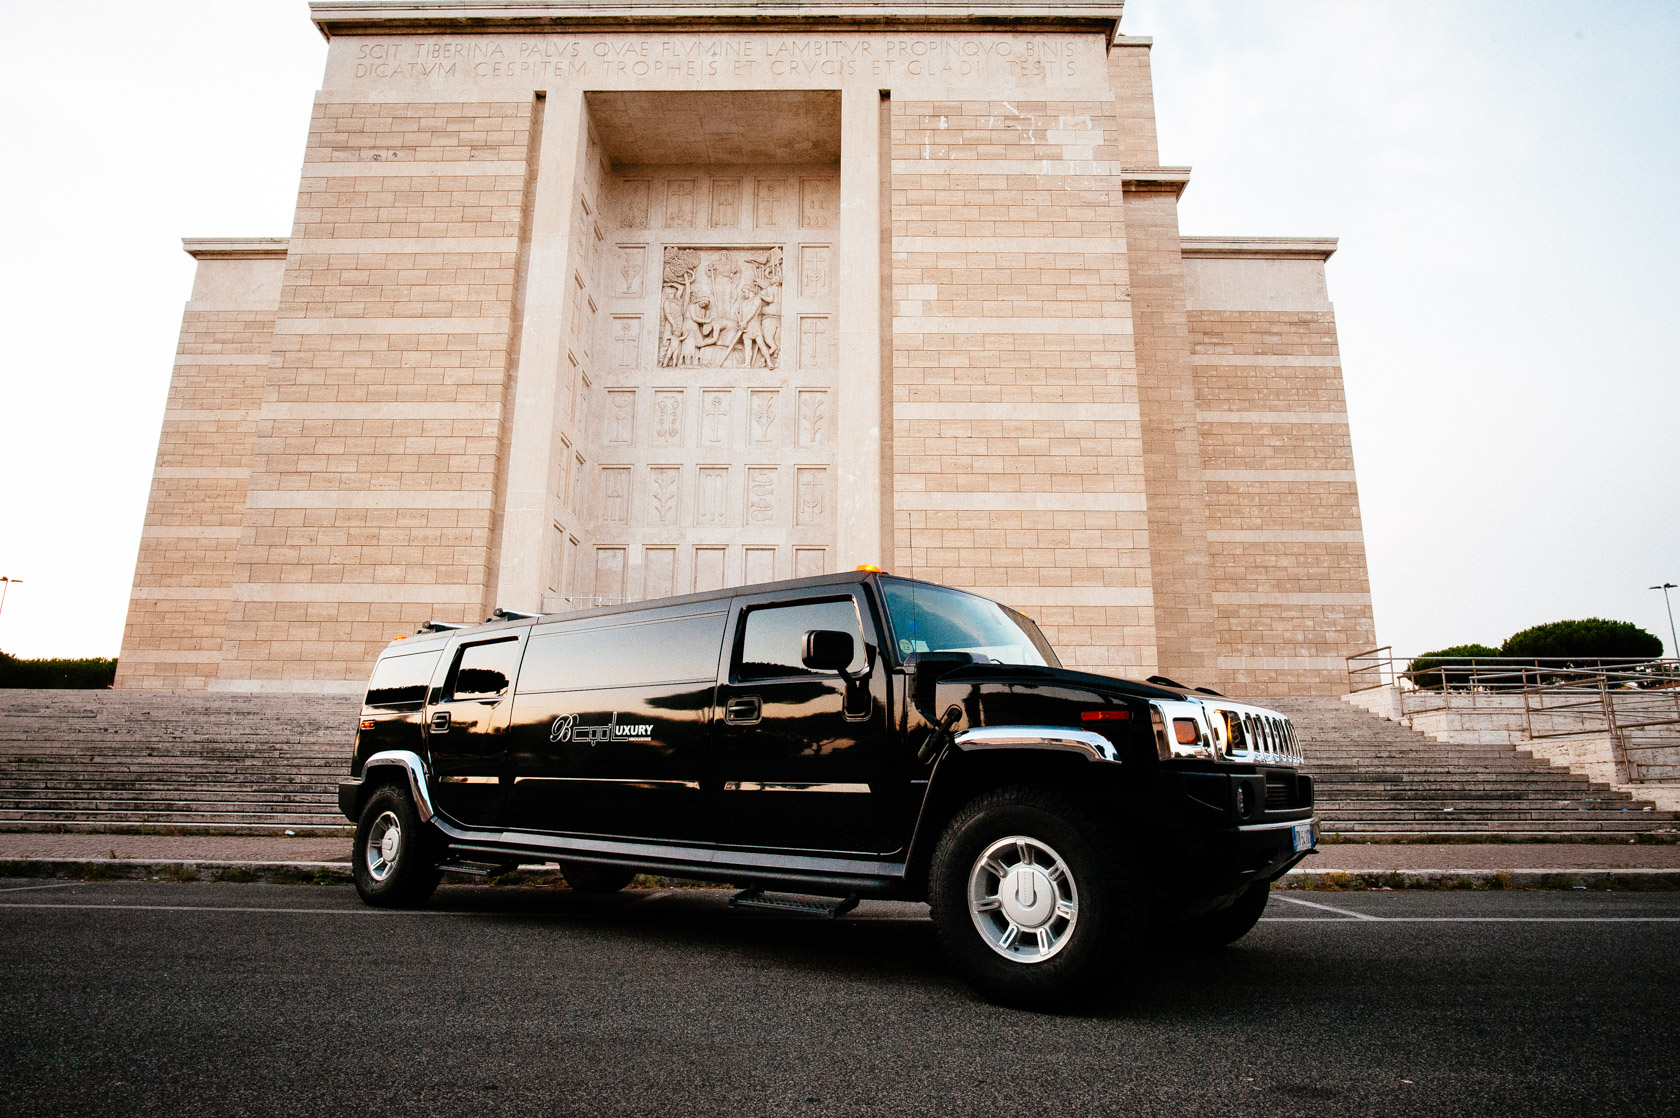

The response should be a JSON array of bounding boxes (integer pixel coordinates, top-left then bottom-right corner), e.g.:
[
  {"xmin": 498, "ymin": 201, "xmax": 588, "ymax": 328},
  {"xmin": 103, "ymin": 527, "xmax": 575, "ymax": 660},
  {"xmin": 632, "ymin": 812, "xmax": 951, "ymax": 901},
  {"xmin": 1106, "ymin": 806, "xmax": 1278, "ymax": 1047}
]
[{"xmin": 338, "ymin": 570, "xmax": 1316, "ymax": 1007}]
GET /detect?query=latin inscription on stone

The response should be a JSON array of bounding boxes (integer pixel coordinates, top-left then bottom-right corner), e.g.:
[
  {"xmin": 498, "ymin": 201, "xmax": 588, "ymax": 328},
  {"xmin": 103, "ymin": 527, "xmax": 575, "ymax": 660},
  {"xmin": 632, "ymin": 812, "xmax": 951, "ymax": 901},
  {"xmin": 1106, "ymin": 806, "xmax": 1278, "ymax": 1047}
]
[{"xmin": 659, "ymin": 247, "xmax": 783, "ymax": 369}]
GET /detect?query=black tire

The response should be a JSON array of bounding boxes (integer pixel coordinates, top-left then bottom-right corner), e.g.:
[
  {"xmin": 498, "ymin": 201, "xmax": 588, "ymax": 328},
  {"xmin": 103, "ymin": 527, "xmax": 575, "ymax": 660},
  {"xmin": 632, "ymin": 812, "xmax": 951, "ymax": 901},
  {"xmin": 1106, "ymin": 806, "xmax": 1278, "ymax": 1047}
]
[
  {"xmin": 1177, "ymin": 882, "xmax": 1270, "ymax": 949},
  {"xmin": 927, "ymin": 784, "xmax": 1146, "ymax": 1010},
  {"xmin": 352, "ymin": 783, "xmax": 442, "ymax": 908},
  {"xmin": 560, "ymin": 861, "xmax": 637, "ymax": 894}
]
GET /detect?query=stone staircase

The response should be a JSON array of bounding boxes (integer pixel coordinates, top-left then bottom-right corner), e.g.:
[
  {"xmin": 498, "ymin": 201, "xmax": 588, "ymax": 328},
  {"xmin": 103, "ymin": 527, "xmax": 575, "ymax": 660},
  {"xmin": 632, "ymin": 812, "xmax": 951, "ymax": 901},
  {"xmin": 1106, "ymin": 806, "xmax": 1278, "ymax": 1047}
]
[
  {"xmin": 1257, "ymin": 696, "xmax": 1680, "ymax": 838},
  {"xmin": 4, "ymin": 689, "xmax": 1679, "ymax": 839},
  {"xmin": 0, "ymin": 690, "xmax": 360, "ymax": 833}
]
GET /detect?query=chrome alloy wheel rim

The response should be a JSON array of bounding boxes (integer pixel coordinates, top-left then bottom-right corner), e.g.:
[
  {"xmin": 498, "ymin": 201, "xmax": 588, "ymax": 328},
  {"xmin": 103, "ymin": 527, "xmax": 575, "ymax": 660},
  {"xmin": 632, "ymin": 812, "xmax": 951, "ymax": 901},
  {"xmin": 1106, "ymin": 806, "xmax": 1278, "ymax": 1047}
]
[
  {"xmin": 967, "ymin": 835, "xmax": 1078, "ymax": 963},
  {"xmin": 366, "ymin": 810, "xmax": 402, "ymax": 882}
]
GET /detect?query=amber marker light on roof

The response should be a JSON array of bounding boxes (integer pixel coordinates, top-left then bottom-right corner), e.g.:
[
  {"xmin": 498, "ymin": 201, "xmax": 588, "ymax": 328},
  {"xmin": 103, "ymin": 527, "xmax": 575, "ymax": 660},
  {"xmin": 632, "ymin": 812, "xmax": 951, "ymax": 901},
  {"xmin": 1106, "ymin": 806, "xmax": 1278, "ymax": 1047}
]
[{"xmin": 856, "ymin": 564, "xmax": 886, "ymax": 573}]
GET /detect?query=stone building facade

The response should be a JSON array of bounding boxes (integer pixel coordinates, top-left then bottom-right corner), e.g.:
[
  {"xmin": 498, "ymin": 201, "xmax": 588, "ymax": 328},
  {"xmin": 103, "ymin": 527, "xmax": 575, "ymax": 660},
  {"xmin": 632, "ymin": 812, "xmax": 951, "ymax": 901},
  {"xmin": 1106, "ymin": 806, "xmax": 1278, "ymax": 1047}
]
[{"xmin": 115, "ymin": 1, "xmax": 1376, "ymax": 696}]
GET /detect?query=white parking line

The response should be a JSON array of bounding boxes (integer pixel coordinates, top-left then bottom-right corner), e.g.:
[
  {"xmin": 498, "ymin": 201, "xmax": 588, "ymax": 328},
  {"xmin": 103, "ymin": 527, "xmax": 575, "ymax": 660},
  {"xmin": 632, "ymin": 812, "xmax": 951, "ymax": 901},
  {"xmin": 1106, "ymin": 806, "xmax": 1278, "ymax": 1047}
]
[
  {"xmin": 1274, "ymin": 895, "xmax": 1382, "ymax": 920},
  {"xmin": 0, "ymin": 882, "xmax": 80, "ymax": 894},
  {"xmin": 1264, "ymin": 916, "xmax": 1680, "ymax": 924}
]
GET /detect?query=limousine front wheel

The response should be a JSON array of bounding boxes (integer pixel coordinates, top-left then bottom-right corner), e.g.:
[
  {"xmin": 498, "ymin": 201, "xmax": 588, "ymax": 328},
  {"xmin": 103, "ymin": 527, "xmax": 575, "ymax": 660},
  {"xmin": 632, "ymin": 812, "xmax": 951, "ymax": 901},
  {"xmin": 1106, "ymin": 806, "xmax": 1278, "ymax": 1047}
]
[
  {"xmin": 353, "ymin": 785, "xmax": 442, "ymax": 908},
  {"xmin": 928, "ymin": 785, "xmax": 1143, "ymax": 1009}
]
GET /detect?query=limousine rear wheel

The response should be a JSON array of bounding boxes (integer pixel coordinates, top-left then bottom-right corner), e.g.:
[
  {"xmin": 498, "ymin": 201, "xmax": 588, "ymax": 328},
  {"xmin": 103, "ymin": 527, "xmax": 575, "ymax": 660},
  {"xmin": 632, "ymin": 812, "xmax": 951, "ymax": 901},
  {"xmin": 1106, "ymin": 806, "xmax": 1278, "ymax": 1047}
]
[
  {"xmin": 928, "ymin": 785, "xmax": 1143, "ymax": 1010},
  {"xmin": 353, "ymin": 784, "xmax": 442, "ymax": 908}
]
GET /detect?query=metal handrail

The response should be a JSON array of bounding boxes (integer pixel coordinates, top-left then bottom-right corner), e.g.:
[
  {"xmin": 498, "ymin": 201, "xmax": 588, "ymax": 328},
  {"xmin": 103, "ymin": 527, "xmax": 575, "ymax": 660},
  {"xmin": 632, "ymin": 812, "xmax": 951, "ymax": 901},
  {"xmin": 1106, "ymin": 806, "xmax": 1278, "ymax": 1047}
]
[{"xmin": 1346, "ymin": 649, "xmax": 1680, "ymax": 782}]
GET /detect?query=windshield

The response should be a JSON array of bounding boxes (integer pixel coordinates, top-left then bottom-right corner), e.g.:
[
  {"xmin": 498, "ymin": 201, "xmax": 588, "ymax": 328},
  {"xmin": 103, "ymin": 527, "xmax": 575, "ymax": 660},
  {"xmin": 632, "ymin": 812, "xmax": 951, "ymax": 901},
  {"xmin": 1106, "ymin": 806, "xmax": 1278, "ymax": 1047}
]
[{"xmin": 879, "ymin": 578, "xmax": 1060, "ymax": 668}]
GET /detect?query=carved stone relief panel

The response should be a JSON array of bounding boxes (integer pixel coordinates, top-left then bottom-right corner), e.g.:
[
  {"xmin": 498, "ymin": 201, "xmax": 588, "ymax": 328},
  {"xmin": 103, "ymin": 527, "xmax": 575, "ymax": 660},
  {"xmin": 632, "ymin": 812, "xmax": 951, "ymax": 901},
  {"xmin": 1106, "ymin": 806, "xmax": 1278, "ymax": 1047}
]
[
  {"xmin": 644, "ymin": 547, "xmax": 676, "ymax": 600},
  {"xmin": 600, "ymin": 467, "xmax": 630, "ymax": 525},
  {"xmin": 796, "ymin": 468, "xmax": 827, "ymax": 527},
  {"xmin": 749, "ymin": 390, "xmax": 779, "ymax": 445},
  {"xmin": 658, "ymin": 247, "xmax": 783, "ymax": 370},
  {"xmin": 797, "ymin": 390, "xmax": 828, "ymax": 446},
  {"xmin": 648, "ymin": 467, "xmax": 680, "ymax": 526},
  {"xmin": 799, "ymin": 179, "xmax": 834, "ymax": 229},
  {"xmin": 694, "ymin": 547, "xmax": 726, "ymax": 593},
  {"xmin": 800, "ymin": 245, "xmax": 831, "ymax": 298},
  {"xmin": 746, "ymin": 467, "xmax": 777, "ymax": 527},
  {"xmin": 698, "ymin": 467, "xmax": 729, "ymax": 526},
  {"xmin": 755, "ymin": 179, "xmax": 786, "ymax": 228},
  {"xmin": 618, "ymin": 180, "xmax": 650, "ymax": 228},
  {"xmin": 710, "ymin": 178, "xmax": 740, "ymax": 228},
  {"xmin": 605, "ymin": 391, "xmax": 635, "ymax": 445},
  {"xmin": 664, "ymin": 180, "xmax": 695, "ymax": 228},
  {"xmin": 794, "ymin": 548, "xmax": 826, "ymax": 579},
  {"xmin": 614, "ymin": 245, "xmax": 645, "ymax": 298},
  {"xmin": 555, "ymin": 445, "xmax": 572, "ymax": 506},
  {"xmin": 700, "ymin": 390, "xmax": 731, "ymax": 446},
  {"xmin": 595, "ymin": 548, "xmax": 626, "ymax": 601},
  {"xmin": 744, "ymin": 547, "xmax": 775, "ymax": 585},
  {"xmin": 798, "ymin": 316, "xmax": 832, "ymax": 370},
  {"xmin": 652, "ymin": 391, "xmax": 683, "ymax": 447},
  {"xmin": 569, "ymin": 452, "xmax": 585, "ymax": 514},
  {"xmin": 610, "ymin": 317, "xmax": 641, "ymax": 368}
]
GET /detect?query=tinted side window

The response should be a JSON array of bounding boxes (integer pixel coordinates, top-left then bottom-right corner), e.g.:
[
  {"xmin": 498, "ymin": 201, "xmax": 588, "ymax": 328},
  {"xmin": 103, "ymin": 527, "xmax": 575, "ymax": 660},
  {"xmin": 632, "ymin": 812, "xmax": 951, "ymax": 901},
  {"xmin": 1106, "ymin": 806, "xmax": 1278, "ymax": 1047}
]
[
  {"xmin": 448, "ymin": 638, "xmax": 522, "ymax": 701},
  {"xmin": 365, "ymin": 648, "xmax": 443, "ymax": 709},
  {"xmin": 516, "ymin": 613, "xmax": 725, "ymax": 694},
  {"xmin": 736, "ymin": 599, "xmax": 865, "ymax": 682}
]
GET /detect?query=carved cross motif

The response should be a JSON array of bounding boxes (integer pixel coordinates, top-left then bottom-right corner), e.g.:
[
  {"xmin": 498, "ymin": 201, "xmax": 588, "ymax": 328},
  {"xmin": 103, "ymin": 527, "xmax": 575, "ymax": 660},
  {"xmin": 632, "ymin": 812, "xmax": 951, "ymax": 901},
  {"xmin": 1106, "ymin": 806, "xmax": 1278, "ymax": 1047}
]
[
  {"xmin": 799, "ymin": 317, "xmax": 830, "ymax": 369},
  {"xmin": 701, "ymin": 391, "xmax": 730, "ymax": 445},
  {"xmin": 797, "ymin": 470, "xmax": 824, "ymax": 526},
  {"xmin": 665, "ymin": 180, "xmax": 695, "ymax": 228},
  {"xmin": 800, "ymin": 246, "xmax": 831, "ymax": 297},
  {"xmin": 611, "ymin": 318, "xmax": 640, "ymax": 368}
]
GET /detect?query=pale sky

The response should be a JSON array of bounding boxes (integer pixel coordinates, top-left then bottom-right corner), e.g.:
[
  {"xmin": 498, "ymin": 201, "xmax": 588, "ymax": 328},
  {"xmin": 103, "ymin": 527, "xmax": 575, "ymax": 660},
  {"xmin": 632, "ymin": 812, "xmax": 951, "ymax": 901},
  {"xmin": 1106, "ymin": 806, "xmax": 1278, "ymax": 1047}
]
[{"xmin": 0, "ymin": 1, "xmax": 1675, "ymax": 661}]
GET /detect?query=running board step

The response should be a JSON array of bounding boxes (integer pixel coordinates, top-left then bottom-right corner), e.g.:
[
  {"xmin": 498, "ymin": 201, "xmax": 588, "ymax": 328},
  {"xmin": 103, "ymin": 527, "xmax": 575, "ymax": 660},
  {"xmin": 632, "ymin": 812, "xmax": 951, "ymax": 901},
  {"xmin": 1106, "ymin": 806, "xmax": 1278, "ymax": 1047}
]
[
  {"xmin": 437, "ymin": 860, "xmax": 498, "ymax": 877},
  {"xmin": 729, "ymin": 887, "xmax": 858, "ymax": 918}
]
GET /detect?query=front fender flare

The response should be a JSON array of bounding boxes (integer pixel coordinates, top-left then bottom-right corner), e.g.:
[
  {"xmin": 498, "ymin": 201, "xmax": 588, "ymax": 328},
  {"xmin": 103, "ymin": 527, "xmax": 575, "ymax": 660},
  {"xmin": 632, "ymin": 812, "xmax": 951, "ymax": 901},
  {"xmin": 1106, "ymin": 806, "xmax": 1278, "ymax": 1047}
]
[{"xmin": 354, "ymin": 750, "xmax": 436, "ymax": 824}]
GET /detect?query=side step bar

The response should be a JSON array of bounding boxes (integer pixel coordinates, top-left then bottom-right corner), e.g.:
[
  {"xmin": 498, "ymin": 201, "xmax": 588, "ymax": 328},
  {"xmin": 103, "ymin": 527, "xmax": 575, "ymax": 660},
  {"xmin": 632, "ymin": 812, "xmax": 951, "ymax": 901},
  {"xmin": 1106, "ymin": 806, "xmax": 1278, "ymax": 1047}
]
[{"xmin": 729, "ymin": 887, "xmax": 859, "ymax": 918}]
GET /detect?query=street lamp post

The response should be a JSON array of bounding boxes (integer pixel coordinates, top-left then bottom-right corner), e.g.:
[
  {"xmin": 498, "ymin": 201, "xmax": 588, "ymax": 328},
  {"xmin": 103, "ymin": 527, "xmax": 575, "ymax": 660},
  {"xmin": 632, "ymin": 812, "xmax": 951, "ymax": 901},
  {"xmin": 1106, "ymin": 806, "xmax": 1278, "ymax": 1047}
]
[
  {"xmin": 1653, "ymin": 583, "xmax": 1679, "ymax": 659},
  {"xmin": 0, "ymin": 576, "xmax": 20, "ymax": 625}
]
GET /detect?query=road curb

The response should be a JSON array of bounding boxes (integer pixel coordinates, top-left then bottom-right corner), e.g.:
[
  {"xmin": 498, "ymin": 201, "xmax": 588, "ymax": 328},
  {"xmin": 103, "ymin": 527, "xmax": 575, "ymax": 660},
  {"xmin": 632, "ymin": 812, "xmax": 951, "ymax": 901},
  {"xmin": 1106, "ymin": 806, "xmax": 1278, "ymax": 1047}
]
[{"xmin": 1279, "ymin": 867, "xmax": 1680, "ymax": 891}]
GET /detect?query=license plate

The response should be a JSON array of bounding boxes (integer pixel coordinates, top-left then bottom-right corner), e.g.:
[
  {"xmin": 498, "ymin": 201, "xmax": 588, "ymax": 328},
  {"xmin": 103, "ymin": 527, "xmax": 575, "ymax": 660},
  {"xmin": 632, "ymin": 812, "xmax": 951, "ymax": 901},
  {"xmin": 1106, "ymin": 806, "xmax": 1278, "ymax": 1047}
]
[{"xmin": 1291, "ymin": 822, "xmax": 1316, "ymax": 852}]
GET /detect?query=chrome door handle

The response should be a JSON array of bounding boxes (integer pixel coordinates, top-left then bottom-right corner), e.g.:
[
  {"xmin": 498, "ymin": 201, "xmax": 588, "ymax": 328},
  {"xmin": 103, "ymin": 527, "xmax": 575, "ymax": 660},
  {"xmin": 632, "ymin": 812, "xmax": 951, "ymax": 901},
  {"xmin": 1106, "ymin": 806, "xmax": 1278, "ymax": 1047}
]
[
  {"xmin": 724, "ymin": 696, "xmax": 761, "ymax": 725},
  {"xmin": 430, "ymin": 711, "xmax": 451, "ymax": 734}
]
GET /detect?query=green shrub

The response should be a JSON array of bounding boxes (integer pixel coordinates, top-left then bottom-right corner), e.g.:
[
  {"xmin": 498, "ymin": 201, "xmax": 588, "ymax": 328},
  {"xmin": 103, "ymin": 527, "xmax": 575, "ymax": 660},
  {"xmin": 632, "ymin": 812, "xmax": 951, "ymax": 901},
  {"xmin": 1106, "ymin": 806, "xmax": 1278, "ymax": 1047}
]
[
  {"xmin": 1407, "ymin": 644, "xmax": 1504, "ymax": 691},
  {"xmin": 0, "ymin": 650, "xmax": 117, "ymax": 689},
  {"xmin": 1501, "ymin": 619, "xmax": 1662, "ymax": 665}
]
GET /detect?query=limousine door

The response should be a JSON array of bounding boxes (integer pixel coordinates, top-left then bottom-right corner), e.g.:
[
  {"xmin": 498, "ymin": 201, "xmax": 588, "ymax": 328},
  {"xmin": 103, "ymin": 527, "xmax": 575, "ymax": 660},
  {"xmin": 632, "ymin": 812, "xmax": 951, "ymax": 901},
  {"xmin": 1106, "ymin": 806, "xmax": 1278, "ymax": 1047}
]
[
  {"xmin": 713, "ymin": 590, "xmax": 896, "ymax": 855},
  {"xmin": 424, "ymin": 631, "xmax": 527, "ymax": 830},
  {"xmin": 506, "ymin": 608, "xmax": 726, "ymax": 842}
]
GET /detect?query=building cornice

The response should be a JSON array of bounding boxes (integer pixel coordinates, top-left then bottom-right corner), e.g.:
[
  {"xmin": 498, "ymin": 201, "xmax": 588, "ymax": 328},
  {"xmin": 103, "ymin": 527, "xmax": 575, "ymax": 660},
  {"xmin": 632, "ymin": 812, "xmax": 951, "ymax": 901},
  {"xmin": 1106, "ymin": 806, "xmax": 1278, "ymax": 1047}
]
[
  {"xmin": 1120, "ymin": 166, "xmax": 1189, "ymax": 198},
  {"xmin": 1180, "ymin": 236, "xmax": 1337, "ymax": 261},
  {"xmin": 309, "ymin": 0, "xmax": 1125, "ymax": 39},
  {"xmin": 183, "ymin": 238, "xmax": 290, "ymax": 261}
]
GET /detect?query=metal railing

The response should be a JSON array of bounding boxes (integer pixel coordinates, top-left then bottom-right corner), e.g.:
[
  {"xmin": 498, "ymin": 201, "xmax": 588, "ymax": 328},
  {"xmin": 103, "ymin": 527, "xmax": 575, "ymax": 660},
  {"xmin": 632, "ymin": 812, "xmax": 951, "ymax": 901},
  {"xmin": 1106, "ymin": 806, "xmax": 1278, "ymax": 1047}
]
[{"xmin": 1346, "ymin": 647, "xmax": 1680, "ymax": 782}]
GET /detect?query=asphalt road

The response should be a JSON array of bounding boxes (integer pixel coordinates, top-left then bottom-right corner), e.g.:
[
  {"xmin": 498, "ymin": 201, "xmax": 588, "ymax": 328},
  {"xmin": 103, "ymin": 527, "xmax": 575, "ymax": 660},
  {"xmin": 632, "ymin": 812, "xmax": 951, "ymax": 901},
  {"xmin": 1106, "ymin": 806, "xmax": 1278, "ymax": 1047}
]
[{"xmin": 2, "ymin": 880, "xmax": 1677, "ymax": 1117}]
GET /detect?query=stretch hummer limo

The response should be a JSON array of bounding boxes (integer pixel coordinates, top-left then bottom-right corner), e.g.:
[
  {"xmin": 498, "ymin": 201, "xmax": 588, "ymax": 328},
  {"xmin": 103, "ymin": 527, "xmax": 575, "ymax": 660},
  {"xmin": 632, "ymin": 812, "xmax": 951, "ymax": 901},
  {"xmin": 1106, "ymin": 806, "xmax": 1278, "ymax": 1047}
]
[{"xmin": 339, "ymin": 571, "xmax": 1315, "ymax": 1006}]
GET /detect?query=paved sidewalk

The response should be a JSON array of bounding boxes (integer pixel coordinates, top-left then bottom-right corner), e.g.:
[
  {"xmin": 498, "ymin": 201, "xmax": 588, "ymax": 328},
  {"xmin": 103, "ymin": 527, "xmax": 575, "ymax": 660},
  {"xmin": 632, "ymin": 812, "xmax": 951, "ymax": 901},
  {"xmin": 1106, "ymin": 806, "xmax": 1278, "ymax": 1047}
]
[{"xmin": 0, "ymin": 834, "xmax": 351, "ymax": 864}]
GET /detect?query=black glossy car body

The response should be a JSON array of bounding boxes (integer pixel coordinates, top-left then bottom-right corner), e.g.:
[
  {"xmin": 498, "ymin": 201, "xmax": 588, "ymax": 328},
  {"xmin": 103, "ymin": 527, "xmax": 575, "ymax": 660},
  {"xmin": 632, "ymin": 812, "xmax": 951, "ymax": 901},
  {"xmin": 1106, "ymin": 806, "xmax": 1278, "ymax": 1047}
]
[{"xmin": 337, "ymin": 571, "xmax": 1316, "ymax": 919}]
